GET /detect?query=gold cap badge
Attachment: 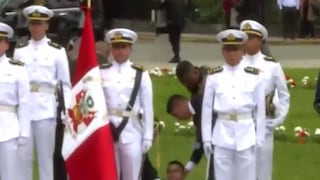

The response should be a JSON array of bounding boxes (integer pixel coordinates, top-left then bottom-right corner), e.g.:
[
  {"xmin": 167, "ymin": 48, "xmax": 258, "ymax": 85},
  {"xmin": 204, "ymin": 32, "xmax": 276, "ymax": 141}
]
[
  {"xmin": 243, "ymin": 23, "xmax": 252, "ymax": 31},
  {"xmin": 226, "ymin": 33, "xmax": 236, "ymax": 41},
  {"xmin": 31, "ymin": 10, "xmax": 41, "ymax": 17},
  {"xmin": 113, "ymin": 32, "xmax": 123, "ymax": 40}
]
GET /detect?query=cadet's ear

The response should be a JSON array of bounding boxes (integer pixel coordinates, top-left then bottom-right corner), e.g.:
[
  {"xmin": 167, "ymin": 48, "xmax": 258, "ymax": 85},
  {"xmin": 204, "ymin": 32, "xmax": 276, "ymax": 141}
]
[{"xmin": 45, "ymin": 22, "xmax": 49, "ymax": 31}]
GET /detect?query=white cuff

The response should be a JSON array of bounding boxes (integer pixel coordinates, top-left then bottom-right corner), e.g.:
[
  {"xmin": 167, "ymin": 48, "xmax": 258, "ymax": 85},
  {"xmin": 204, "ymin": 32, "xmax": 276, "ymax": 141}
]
[{"xmin": 185, "ymin": 161, "xmax": 195, "ymax": 171}]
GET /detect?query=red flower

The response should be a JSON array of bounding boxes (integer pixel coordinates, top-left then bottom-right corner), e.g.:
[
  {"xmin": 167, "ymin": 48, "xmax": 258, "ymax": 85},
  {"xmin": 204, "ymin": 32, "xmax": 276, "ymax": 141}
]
[
  {"xmin": 285, "ymin": 74, "xmax": 291, "ymax": 80},
  {"xmin": 161, "ymin": 68, "xmax": 169, "ymax": 74},
  {"xmin": 297, "ymin": 130, "xmax": 309, "ymax": 144}
]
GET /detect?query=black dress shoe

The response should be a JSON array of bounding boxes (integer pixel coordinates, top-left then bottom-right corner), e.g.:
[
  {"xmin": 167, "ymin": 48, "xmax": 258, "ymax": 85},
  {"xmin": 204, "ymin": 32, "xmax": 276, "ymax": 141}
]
[{"xmin": 168, "ymin": 56, "xmax": 181, "ymax": 63}]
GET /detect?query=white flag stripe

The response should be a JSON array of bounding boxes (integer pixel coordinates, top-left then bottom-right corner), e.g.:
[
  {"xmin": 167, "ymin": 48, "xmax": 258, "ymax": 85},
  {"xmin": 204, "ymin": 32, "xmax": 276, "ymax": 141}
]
[{"xmin": 62, "ymin": 67, "xmax": 109, "ymax": 159}]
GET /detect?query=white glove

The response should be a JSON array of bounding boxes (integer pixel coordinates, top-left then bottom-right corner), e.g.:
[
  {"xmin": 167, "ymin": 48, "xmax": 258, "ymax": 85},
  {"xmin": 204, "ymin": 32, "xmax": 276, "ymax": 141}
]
[
  {"xmin": 142, "ymin": 140, "xmax": 152, "ymax": 153},
  {"xmin": 17, "ymin": 137, "xmax": 30, "ymax": 146},
  {"xmin": 185, "ymin": 161, "xmax": 195, "ymax": 172},
  {"xmin": 203, "ymin": 142, "xmax": 213, "ymax": 157}
]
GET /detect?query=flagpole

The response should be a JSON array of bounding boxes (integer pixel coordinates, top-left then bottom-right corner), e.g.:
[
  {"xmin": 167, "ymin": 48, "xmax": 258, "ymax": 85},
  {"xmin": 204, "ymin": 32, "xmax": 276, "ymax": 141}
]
[
  {"xmin": 156, "ymin": 134, "xmax": 161, "ymax": 170},
  {"xmin": 87, "ymin": 0, "xmax": 91, "ymax": 8}
]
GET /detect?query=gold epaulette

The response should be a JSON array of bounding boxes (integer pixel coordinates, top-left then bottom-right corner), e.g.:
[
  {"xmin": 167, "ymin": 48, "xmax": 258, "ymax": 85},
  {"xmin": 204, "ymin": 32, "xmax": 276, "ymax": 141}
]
[
  {"xmin": 100, "ymin": 62, "xmax": 112, "ymax": 69},
  {"xmin": 15, "ymin": 41, "xmax": 28, "ymax": 49},
  {"xmin": 208, "ymin": 66, "xmax": 223, "ymax": 75},
  {"xmin": 244, "ymin": 66, "xmax": 260, "ymax": 75},
  {"xmin": 48, "ymin": 41, "xmax": 62, "ymax": 49},
  {"xmin": 201, "ymin": 65, "xmax": 213, "ymax": 73},
  {"xmin": 131, "ymin": 64, "xmax": 145, "ymax": 71},
  {"xmin": 264, "ymin": 56, "xmax": 277, "ymax": 63},
  {"xmin": 9, "ymin": 59, "xmax": 24, "ymax": 66}
]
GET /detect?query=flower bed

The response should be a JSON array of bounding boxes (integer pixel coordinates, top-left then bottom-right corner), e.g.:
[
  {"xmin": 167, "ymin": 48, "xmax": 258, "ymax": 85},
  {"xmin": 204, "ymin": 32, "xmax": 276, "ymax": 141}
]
[
  {"xmin": 149, "ymin": 67, "xmax": 318, "ymax": 89},
  {"xmin": 274, "ymin": 126, "xmax": 320, "ymax": 144},
  {"xmin": 172, "ymin": 121, "xmax": 320, "ymax": 144}
]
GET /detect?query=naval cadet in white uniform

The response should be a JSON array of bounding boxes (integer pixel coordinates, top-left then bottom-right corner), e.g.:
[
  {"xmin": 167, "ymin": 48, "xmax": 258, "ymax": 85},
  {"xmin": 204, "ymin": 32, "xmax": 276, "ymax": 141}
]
[
  {"xmin": 201, "ymin": 29, "xmax": 266, "ymax": 180},
  {"xmin": 13, "ymin": 5, "xmax": 71, "ymax": 180},
  {"xmin": 100, "ymin": 28, "xmax": 154, "ymax": 180},
  {"xmin": 240, "ymin": 20, "xmax": 290, "ymax": 180},
  {"xmin": 0, "ymin": 22, "xmax": 31, "ymax": 180}
]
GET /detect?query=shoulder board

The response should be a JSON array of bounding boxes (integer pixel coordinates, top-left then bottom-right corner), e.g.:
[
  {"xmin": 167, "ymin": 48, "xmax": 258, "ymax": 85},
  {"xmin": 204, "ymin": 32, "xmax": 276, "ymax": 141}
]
[
  {"xmin": 100, "ymin": 63, "xmax": 112, "ymax": 69},
  {"xmin": 15, "ymin": 41, "xmax": 29, "ymax": 49},
  {"xmin": 9, "ymin": 59, "xmax": 24, "ymax": 66},
  {"xmin": 48, "ymin": 41, "xmax": 62, "ymax": 49},
  {"xmin": 264, "ymin": 56, "xmax": 277, "ymax": 63},
  {"xmin": 131, "ymin": 64, "xmax": 145, "ymax": 71},
  {"xmin": 200, "ymin": 65, "xmax": 212, "ymax": 73},
  {"xmin": 207, "ymin": 66, "xmax": 223, "ymax": 75},
  {"xmin": 244, "ymin": 66, "xmax": 260, "ymax": 75}
]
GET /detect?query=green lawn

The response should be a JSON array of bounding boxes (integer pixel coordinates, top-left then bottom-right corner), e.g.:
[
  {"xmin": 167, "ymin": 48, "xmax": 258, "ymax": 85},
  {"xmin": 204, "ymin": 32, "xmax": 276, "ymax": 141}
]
[
  {"xmin": 148, "ymin": 68, "xmax": 320, "ymax": 180},
  {"xmin": 31, "ymin": 68, "xmax": 320, "ymax": 180}
]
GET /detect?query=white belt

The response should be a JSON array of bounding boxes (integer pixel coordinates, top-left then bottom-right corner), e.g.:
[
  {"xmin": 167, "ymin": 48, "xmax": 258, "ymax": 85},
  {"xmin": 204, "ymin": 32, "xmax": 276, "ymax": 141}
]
[
  {"xmin": 108, "ymin": 108, "xmax": 139, "ymax": 119},
  {"xmin": 0, "ymin": 105, "xmax": 17, "ymax": 113},
  {"xmin": 30, "ymin": 83, "xmax": 55, "ymax": 94},
  {"xmin": 217, "ymin": 113, "xmax": 253, "ymax": 122}
]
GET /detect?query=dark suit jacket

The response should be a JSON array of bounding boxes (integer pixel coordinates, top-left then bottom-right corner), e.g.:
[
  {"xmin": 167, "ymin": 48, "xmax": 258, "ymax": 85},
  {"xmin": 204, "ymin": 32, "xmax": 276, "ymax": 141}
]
[
  {"xmin": 190, "ymin": 95, "xmax": 216, "ymax": 180},
  {"xmin": 162, "ymin": 0, "xmax": 187, "ymax": 27},
  {"xmin": 314, "ymin": 71, "xmax": 320, "ymax": 113},
  {"xmin": 235, "ymin": 0, "xmax": 263, "ymax": 23},
  {"xmin": 190, "ymin": 93, "xmax": 217, "ymax": 162},
  {"xmin": 189, "ymin": 94, "xmax": 204, "ymax": 164},
  {"xmin": 142, "ymin": 155, "xmax": 159, "ymax": 180}
]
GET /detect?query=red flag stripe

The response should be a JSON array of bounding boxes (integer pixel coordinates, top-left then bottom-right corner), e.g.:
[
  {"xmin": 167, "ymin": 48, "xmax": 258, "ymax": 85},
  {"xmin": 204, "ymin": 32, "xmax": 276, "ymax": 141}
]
[
  {"xmin": 72, "ymin": 8, "xmax": 97, "ymax": 86},
  {"xmin": 63, "ymin": 7, "xmax": 118, "ymax": 180},
  {"xmin": 65, "ymin": 125, "xmax": 117, "ymax": 180}
]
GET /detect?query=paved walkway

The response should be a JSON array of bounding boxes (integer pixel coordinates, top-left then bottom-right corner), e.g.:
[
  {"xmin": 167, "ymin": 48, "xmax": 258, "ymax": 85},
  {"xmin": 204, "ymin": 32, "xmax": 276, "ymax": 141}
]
[
  {"xmin": 137, "ymin": 32, "xmax": 320, "ymax": 45},
  {"xmin": 70, "ymin": 33, "xmax": 320, "ymax": 69},
  {"xmin": 130, "ymin": 34, "xmax": 320, "ymax": 69}
]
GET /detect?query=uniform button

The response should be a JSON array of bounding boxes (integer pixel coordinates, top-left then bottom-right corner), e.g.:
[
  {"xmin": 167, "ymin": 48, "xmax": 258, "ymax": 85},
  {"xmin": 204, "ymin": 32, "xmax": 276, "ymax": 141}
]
[
  {"xmin": 232, "ymin": 85, "xmax": 235, "ymax": 88},
  {"xmin": 118, "ymin": 81, "xmax": 120, "ymax": 83},
  {"xmin": 233, "ymin": 97, "xmax": 236, "ymax": 100}
]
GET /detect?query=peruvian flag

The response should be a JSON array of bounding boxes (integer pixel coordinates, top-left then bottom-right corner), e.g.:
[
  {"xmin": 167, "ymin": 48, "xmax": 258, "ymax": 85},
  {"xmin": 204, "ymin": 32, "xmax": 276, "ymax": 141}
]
[{"xmin": 61, "ymin": 6, "xmax": 118, "ymax": 180}]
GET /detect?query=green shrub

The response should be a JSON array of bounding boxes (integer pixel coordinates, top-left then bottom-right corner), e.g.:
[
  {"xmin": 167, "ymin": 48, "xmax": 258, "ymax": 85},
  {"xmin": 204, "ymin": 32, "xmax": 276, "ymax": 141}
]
[{"xmin": 191, "ymin": 0, "xmax": 224, "ymax": 24}]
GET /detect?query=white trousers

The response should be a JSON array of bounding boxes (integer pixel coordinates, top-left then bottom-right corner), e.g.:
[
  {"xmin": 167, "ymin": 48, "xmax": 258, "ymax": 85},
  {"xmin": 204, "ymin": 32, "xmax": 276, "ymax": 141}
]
[
  {"xmin": 0, "ymin": 139, "xmax": 26, "ymax": 180},
  {"xmin": 214, "ymin": 146, "xmax": 256, "ymax": 180},
  {"xmin": 257, "ymin": 132, "xmax": 274, "ymax": 180},
  {"xmin": 17, "ymin": 136, "xmax": 33, "ymax": 180},
  {"xmin": 115, "ymin": 141, "xmax": 143, "ymax": 180},
  {"xmin": 20, "ymin": 118, "xmax": 57, "ymax": 180}
]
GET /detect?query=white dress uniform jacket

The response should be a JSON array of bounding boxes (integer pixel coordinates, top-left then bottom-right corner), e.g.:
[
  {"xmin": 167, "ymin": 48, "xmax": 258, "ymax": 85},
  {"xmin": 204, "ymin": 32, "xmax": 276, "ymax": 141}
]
[
  {"xmin": 243, "ymin": 52, "xmax": 290, "ymax": 127},
  {"xmin": 13, "ymin": 37, "xmax": 71, "ymax": 120},
  {"xmin": 100, "ymin": 60, "xmax": 154, "ymax": 143},
  {"xmin": 0, "ymin": 55, "xmax": 30, "ymax": 141},
  {"xmin": 202, "ymin": 61, "xmax": 266, "ymax": 151}
]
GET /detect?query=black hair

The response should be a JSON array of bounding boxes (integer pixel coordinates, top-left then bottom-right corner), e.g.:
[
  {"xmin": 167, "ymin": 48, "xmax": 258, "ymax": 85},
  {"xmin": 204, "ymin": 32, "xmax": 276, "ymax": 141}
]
[
  {"xmin": 222, "ymin": 44, "xmax": 243, "ymax": 51},
  {"xmin": 175, "ymin": 60, "xmax": 195, "ymax": 79},
  {"xmin": 167, "ymin": 160, "xmax": 184, "ymax": 170},
  {"xmin": 0, "ymin": 37, "xmax": 9, "ymax": 43},
  {"xmin": 166, "ymin": 94, "xmax": 188, "ymax": 114}
]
